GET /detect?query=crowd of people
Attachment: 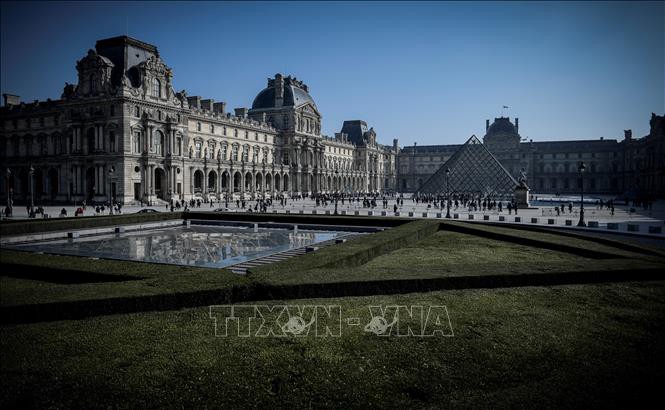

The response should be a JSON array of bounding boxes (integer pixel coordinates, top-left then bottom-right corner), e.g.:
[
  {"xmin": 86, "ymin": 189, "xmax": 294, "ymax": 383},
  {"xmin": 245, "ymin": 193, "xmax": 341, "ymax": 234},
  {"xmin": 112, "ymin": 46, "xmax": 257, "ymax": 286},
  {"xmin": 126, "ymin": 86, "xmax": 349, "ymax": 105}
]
[{"xmin": 1, "ymin": 191, "xmax": 658, "ymax": 220}]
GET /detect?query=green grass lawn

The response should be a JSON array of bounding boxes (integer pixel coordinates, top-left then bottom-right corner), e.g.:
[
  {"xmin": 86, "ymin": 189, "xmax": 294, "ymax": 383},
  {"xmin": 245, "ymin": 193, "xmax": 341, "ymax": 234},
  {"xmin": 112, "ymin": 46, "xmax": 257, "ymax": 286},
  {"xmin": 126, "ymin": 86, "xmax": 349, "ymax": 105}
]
[
  {"xmin": 353, "ymin": 230, "xmax": 662, "ymax": 277},
  {"xmin": 2, "ymin": 218, "xmax": 664, "ymax": 407},
  {"xmin": 2, "ymin": 281, "xmax": 664, "ymax": 408},
  {"xmin": 0, "ymin": 250, "xmax": 249, "ymax": 307},
  {"xmin": 257, "ymin": 228, "xmax": 665, "ymax": 285}
]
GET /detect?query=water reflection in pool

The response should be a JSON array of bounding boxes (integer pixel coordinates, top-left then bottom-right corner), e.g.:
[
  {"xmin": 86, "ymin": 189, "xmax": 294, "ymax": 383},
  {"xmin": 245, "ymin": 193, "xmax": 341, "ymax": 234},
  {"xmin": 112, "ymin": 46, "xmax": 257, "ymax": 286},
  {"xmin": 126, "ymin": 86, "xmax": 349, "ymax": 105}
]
[{"xmin": 11, "ymin": 226, "xmax": 344, "ymax": 268}]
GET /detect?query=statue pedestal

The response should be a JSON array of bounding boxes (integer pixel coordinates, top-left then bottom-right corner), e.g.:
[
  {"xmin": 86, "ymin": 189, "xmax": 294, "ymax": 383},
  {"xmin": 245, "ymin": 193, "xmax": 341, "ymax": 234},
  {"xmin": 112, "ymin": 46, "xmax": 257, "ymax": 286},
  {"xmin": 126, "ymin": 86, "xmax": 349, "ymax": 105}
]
[{"xmin": 514, "ymin": 186, "xmax": 530, "ymax": 209}]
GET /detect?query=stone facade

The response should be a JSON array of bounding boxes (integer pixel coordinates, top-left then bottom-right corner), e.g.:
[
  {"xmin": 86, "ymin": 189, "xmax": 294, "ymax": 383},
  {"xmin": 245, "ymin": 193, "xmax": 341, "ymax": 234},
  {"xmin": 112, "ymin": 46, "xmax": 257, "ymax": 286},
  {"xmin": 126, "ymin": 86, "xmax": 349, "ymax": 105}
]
[
  {"xmin": 398, "ymin": 115, "xmax": 665, "ymax": 198},
  {"xmin": 0, "ymin": 36, "xmax": 398, "ymax": 206}
]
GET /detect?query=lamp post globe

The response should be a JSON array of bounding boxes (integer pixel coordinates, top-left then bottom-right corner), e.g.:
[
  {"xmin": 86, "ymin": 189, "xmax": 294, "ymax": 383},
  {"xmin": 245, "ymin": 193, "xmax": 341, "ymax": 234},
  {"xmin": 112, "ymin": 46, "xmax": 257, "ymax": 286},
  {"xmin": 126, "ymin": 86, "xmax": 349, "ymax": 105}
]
[
  {"xmin": 445, "ymin": 167, "xmax": 451, "ymax": 219},
  {"xmin": 577, "ymin": 162, "xmax": 586, "ymax": 227}
]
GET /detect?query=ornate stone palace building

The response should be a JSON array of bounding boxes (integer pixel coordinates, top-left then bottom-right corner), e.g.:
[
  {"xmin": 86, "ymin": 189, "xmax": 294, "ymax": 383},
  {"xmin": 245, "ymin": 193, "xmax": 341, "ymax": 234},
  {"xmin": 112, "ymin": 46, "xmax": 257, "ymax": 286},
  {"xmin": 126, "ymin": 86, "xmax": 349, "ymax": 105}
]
[
  {"xmin": 1, "ymin": 35, "xmax": 663, "ymax": 206},
  {"xmin": 398, "ymin": 114, "xmax": 664, "ymax": 199},
  {"xmin": 0, "ymin": 36, "xmax": 397, "ymax": 205}
]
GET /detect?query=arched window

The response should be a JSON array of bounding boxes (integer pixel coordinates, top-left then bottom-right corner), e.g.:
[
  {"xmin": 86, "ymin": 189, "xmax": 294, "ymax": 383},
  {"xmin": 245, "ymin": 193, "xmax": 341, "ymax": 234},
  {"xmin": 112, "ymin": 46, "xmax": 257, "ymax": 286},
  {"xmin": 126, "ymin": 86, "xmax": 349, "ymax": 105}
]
[{"xmin": 152, "ymin": 78, "xmax": 161, "ymax": 98}]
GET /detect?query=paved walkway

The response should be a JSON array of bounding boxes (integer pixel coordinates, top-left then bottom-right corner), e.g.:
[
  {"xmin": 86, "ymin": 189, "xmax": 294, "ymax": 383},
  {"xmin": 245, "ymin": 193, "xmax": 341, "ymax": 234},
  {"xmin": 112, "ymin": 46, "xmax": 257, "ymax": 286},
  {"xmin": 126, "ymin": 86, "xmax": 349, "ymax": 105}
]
[{"xmin": 2, "ymin": 196, "xmax": 664, "ymax": 239}]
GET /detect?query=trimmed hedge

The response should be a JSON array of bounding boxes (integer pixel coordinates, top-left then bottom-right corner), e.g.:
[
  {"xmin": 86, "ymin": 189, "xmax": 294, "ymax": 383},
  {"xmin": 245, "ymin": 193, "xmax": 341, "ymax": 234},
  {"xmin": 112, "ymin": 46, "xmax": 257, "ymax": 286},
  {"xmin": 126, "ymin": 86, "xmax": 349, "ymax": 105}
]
[
  {"xmin": 0, "ymin": 284, "xmax": 258, "ymax": 325},
  {"xmin": 479, "ymin": 221, "xmax": 665, "ymax": 258},
  {"xmin": 246, "ymin": 267, "xmax": 665, "ymax": 302},
  {"xmin": 184, "ymin": 210, "xmax": 409, "ymax": 228},
  {"xmin": 439, "ymin": 221, "xmax": 629, "ymax": 260},
  {"xmin": 249, "ymin": 219, "xmax": 441, "ymax": 277},
  {"xmin": 0, "ymin": 212, "xmax": 183, "ymax": 236},
  {"xmin": 4, "ymin": 266, "xmax": 663, "ymax": 324}
]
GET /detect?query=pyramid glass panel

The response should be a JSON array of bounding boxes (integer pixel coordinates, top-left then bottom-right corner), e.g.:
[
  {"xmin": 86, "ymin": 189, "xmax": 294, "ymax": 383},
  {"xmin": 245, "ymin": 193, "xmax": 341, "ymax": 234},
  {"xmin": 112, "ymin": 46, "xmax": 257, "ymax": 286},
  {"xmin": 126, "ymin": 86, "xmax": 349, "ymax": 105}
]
[{"xmin": 417, "ymin": 135, "xmax": 518, "ymax": 199}]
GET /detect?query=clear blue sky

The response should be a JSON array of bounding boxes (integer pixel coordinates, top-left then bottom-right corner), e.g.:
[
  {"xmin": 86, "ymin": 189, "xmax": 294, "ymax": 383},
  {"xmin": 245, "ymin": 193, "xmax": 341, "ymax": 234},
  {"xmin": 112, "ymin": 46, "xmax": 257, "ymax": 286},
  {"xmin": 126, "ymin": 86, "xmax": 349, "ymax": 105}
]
[{"xmin": 1, "ymin": 1, "xmax": 663, "ymax": 146}]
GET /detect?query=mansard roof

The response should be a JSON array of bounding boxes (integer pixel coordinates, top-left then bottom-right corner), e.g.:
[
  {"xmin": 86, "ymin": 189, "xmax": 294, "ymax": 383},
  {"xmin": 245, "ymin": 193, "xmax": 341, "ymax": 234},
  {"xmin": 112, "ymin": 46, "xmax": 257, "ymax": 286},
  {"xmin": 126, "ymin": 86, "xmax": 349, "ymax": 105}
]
[{"xmin": 487, "ymin": 117, "xmax": 518, "ymax": 136}]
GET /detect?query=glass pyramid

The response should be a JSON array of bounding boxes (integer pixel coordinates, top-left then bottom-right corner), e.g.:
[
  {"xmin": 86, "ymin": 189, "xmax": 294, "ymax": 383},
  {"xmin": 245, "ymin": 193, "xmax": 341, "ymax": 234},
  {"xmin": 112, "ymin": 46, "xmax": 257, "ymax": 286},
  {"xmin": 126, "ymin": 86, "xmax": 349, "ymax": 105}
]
[{"xmin": 417, "ymin": 135, "xmax": 518, "ymax": 199}]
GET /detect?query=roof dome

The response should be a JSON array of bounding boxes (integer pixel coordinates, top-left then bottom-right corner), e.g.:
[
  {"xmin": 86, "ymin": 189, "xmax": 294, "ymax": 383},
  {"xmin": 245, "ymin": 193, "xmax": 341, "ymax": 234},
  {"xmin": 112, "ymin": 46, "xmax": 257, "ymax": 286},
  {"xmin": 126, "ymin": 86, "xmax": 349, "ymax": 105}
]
[
  {"xmin": 251, "ymin": 74, "xmax": 316, "ymax": 110},
  {"xmin": 487, "ymin": 117, "xmax": 518, "ymax": 135}
]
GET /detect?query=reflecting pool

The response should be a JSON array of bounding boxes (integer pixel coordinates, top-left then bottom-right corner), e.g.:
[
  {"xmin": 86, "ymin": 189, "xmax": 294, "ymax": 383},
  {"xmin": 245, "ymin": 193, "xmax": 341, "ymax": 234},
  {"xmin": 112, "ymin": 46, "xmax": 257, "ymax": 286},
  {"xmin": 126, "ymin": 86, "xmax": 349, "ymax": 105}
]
[{"xmin": 9, "ymin": 225, "xmax": 345, "ymax": 268}]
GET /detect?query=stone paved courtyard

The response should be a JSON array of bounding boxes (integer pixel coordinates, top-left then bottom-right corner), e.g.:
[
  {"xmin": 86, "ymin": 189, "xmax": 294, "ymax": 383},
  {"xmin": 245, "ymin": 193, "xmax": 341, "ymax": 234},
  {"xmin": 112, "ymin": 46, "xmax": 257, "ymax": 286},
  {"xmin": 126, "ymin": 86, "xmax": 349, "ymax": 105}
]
[{"xmin": 4, "ymin": 194, "xmax": 664, "ymax": 240}]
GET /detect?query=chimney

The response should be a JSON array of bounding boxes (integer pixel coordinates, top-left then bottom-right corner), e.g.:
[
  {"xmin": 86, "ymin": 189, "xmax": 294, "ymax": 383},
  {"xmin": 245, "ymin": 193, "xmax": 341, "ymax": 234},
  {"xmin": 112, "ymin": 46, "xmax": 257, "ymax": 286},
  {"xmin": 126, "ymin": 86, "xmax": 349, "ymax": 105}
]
[
  {"xmin": 200, "ymin": 99, "xmax": 214, "ymax": 111},
  {"xmin": 213, "ymin": 102, "xmax": 226, "ymax": 114},
  {"xmin": 515, "ymin": 117, "xmax": 519, "ymax": 133},
  {"xmin": 274, "ymin": 73, "xmax": 284, "ymax": 108},
  {"xmin": 3, "ymin": 94, "xmax": 20, "ymax": 107},
  {"xmin": 624, "ymin": 129, "xmax": 632, "ymax": 140},
  {"xmin": 486, "ymin": 119, "xmax": 489, "ymax": 132},
  {"xmin": 234, "ymin": 107, "xmax": 248, "ymax": 118},
  {"xmin": 393, "ymin": 138, "xmax": 399, "ymax": 152},
  {"xmin": 187, "ymin": 96, "xmax": 201, "ymax": 109}
]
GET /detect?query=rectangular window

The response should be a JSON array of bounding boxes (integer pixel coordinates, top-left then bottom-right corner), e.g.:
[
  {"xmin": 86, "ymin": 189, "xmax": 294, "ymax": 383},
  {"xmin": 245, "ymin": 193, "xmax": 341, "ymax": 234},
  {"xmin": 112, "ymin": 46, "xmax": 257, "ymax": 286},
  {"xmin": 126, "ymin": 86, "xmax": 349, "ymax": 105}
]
[
  {"xmin": 195, "ymin": 142, "xmax": 202, "ymax": 158},
  {"xmin": 134, "ymin": 132, "xmax": 141, "ymax": 153},
  {"xmin": 110, "ymin": 131, "xmax": 116, "ymax": 152},
  {"xmin": 232, "ymin": 145, "xmax": 238, "ymax": 161}
]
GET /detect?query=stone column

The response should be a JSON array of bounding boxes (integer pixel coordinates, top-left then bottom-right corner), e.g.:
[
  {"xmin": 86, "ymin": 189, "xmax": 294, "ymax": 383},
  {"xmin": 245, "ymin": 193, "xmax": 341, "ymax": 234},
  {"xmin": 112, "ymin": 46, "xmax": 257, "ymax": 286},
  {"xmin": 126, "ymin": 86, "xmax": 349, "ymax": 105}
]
[
  {"xmin": 189, "ymin": 166, "xmax": 194, "ymax": 197},
  {"xmin": 149, "ymin": 165, "xmax": 154, "ymax": 196}
]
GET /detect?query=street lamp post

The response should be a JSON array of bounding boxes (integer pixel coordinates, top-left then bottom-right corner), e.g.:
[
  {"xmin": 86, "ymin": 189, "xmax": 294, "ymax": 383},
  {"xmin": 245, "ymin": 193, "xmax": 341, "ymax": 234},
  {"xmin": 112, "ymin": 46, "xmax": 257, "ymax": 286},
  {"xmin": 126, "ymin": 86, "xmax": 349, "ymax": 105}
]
[
  {"xmin": 445, "ymin": 167, "xmax": 451, "ymax": 219},
  {"xmin": 5, "ymin": 168, "xmax": 12, "ymax": 217},
  {"xmin": 29, "ymin": 165, "xmax": 35, "ymax": 216},
  {"xmin": 577, "ymin": 162, "xmax": 586, "ymax": 227},
  {"xmin": 108, "ymin": 166, "xmax": 114, "ymax": 215},
  {"xmin": 334, "ymin": 170, "xmax": 339, "ymax": 215}
]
